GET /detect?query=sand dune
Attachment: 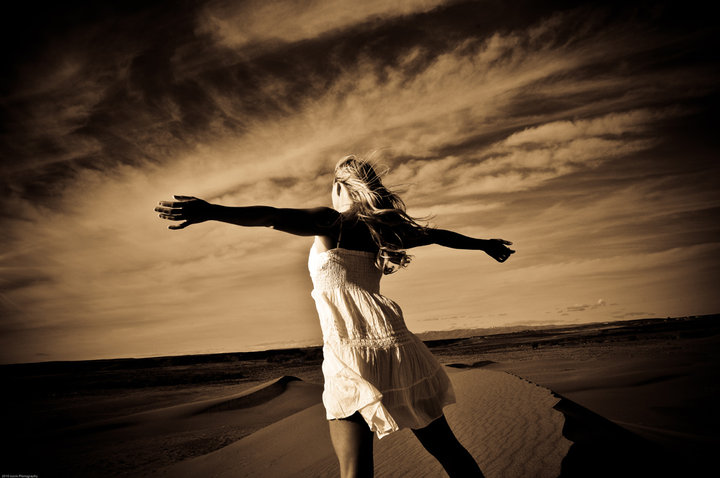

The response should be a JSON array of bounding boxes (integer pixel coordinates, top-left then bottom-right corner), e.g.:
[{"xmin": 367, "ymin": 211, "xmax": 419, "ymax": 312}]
[
  {"xmin": 5, "ymin": 318, "xmax": 712, "ymax": 477},
  {"xmin": 12, "ymin": 366, "xmax": 686, "ymax": 477},
  {"xmin": 28, "ymin": 377, "xmax": 323, "ymax": 477},
  {"xmin": 152, "ymin": 365, "xmax": 686, "ymax": 477},
  {"xmin": 191, "ymin": 376, "xmax": 304, "ymax": 414},
  {"xmin": 155, "ymin": 368, "xmax": 574, "ymax": 477},
  {"xmin": 58, "ymin": 375, "xmax": 319, "ymax": 437},
  {"xmin": 552, "ymin": 392, "xmax": 678, "ymax": 477}
]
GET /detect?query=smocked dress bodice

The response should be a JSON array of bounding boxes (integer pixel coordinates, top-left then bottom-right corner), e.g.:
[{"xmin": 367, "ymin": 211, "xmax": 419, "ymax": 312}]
[{"xmin": 309, "ymin": 247, "xmax": 382, "ymax": 293}]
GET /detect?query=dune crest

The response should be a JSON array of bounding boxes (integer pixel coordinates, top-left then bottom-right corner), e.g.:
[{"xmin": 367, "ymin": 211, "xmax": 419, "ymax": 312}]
[
  {"xmin": 60, "ymin": 375, "xmax": 311, "ymax": 436},
  {"xmin": 192, "ymin": 375, "xmax": 303, "ymax": 414},
  {"xmin": 157, "ymin": 368, "xmax": 573, "ymax": 477},
  {"xmin": 35, "ymin": 376, "xmax": 323, "ymax": 477}
]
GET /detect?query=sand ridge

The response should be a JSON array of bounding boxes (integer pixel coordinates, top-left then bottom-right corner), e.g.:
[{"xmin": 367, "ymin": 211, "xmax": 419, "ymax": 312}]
[
  {"xmin": 8, "ymin": 317, "xmax": 711, "ymax": 477},
  {"xmin": 23, "ymin": 376, "xmax": 323, "ymax": 477},
  {"xmin": 156, "ymin": 367, "xmax": 572, "ymax": 477},
  {"xmin": 56, "ymin": 375, "xmax": 320, "ymax": 437}
]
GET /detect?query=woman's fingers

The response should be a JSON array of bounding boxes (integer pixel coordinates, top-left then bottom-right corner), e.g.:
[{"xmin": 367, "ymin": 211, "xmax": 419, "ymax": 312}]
[
  {"xmin": 158, "ymin": 213, "xmax": 184, "ymax": 221},
  {"xmin": 490, "ymin": 238, "xmax": 515, "ymax": 261},
  {"xmin": 156, "ymin": 196, "xmax": 202, "ymax": 230},
  {"xmin": 159, "ymin": 200, "xmax": 191, "ymax": 208},
  {"xmin": 158, "ymin": 196, "xmax": 196, "ymax": 208},
  {"xmin": 168, "ymin": 221, "xmax": 190, "ymax": 230},
  {"xmin": 154, "ymin": 206, "xmax": 182, "ymax": 214},
  {"xmin": 488, "ymin": 243, "xmax": 515, "ymax": 262}
]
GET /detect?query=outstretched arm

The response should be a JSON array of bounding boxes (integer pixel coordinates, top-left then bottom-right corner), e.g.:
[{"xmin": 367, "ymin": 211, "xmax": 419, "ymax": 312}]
[
  {"xmin": 154, "ymin": 195, "xmax": 339, "ymax": 236},
  {"xmin": 406, "ymin": 228, "xmax": 515, "ymax": 263}
]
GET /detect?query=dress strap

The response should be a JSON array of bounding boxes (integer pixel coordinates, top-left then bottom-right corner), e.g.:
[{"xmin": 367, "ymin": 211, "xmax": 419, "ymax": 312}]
[{"xmin": 336, "ymin": 215, "xmax": 343, "ymax": 249}]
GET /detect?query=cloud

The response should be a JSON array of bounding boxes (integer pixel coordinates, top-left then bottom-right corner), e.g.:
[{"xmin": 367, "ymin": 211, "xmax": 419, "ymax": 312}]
[
  {"xmin": 611, "ymin": 311, "xmax": 656, "ymax": 319},
  {"xmin": 389, "ymin": 109, "xmax": 671, "ymax": 201},
  {"xmin": 566, "ymin": 304, "xmax": 589, "ymax": 312},
  {"xmin": 1, "ymin": 1, "xmax": 718, "ymax": 362},
  {"xmin": 5, "ymin": 2, "xmax": 711, "ymax": 200},
  {"xmin": 197, "ymin": 0, "xmax": 450, "ymax": 50},
  {"xmin": 557, "ymin": 299, "xmax": 607, "ymax": 314},
  {"xmin": 503, "ymin": 110, "xmax": 669, "ymax": 146}
]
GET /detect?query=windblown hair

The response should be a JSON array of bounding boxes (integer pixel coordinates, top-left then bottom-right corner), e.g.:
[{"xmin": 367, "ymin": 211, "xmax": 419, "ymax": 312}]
[{"xmin": 334, "ymin": 155, "xmax": 429, "ymax": 274}]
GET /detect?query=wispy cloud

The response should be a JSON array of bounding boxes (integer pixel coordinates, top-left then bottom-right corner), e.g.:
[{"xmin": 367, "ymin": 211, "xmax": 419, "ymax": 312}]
[
  {"xmin": 1, "ymin": 1, "xmax": 718, "ymax": 363},
  {"xmin": 198, "ymin": 0, "xmax": 450, "ymax": 49}
]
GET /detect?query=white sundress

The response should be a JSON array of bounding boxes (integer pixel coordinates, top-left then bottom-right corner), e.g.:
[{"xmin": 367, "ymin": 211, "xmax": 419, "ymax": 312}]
[{"xmin": 308, "ymin": 236, "xmax": 456, "ymax": 439}]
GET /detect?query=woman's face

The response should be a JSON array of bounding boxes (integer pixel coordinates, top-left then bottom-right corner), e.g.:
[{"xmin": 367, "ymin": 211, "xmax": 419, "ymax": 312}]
[{"xmin": 332, "ymin": 180, "xmax": 352, "ymax": 212}]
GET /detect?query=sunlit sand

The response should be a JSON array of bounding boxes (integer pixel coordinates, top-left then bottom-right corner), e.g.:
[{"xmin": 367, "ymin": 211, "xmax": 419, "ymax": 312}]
[{"xmin": 3, "ymin": 316, "xmax": 716, "ymax": 477}]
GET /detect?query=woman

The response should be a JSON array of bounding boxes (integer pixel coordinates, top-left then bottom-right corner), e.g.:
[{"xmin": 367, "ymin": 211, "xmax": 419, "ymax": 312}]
[{"xmin": 155, "ymin": 155, "xmax": 514, "ymax": 477}]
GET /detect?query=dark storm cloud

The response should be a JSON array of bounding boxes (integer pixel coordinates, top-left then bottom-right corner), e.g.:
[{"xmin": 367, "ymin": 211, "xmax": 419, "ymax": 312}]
[{"xmin": 8, "ymin": 0, "xmax": 708, "ymax": 202}]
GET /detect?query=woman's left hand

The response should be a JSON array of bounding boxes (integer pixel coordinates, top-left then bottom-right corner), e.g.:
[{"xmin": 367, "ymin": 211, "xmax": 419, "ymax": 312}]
[
  {"xmin": 485, "ymin": 239, "xmax": 515, "ymax": 263},
  {"xmin": 155, "ymin": 195, "xmax": 212, "ymax": 230}
]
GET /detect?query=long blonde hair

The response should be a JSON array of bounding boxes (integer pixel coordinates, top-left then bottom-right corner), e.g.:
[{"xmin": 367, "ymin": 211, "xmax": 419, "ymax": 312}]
[{"xmin": 334, "ymin": 155, "xmax": 429, "ymax": 274}]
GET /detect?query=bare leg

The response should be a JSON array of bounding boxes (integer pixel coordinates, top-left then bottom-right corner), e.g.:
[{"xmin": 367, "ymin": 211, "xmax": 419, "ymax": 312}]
[
  {"xmin": 328, "ymin": 412, "xmax": 374, "ymax": 478},
  {"xmin": 412, "ymin": 415, "xmax": 484, "ymax": 478}
]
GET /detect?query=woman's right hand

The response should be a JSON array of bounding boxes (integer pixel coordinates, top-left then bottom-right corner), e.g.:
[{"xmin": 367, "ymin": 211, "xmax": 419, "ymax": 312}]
[{"xmin": 155, "ymin": 195, "xmax": 212, "ymax": 230}]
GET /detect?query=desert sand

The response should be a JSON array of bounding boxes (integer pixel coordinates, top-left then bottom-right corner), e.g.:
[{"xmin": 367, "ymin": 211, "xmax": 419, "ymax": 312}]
[
  {"xmin": 2, "ymin": 315, "xmax": 717, "ymax": 477},
  {"xmin": 155, "ymin": 368, "xmax": 572, "ymax": 477}
]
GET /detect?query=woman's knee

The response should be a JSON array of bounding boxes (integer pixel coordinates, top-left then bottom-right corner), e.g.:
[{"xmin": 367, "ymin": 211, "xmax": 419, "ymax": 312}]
[{"xmin": 328, "ymin": 413, "xmax": 374, "ymax": 477}]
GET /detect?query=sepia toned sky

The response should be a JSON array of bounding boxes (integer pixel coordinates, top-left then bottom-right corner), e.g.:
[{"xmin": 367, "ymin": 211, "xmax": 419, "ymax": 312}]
[{"xmin": 1, "ymin": 0, "xmax": 718, "ymax": 364}]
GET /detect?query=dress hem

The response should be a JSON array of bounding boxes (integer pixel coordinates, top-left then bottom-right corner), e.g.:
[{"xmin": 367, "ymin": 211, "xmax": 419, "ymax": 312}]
[{"xmin": 325, "ymin": 394, "xmax": 457, "ymax": 439}]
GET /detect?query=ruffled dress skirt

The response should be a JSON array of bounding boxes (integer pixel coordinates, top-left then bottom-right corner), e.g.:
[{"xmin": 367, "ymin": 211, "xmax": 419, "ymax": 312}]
[{"xmin": 308, "ymin": 246, "xmax": 455, "ymax": 438}]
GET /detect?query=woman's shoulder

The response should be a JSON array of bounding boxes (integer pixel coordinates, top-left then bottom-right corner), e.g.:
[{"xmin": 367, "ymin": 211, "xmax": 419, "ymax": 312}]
[{"xmin": 303, "ymin": 206, "xmax": 342, "ymax": 226}]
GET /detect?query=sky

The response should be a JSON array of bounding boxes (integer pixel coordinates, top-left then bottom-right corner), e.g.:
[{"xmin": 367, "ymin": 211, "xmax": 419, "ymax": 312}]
[{"xmin": 1, "ymin": 0, "xmax": 718, "ymax": 364}]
